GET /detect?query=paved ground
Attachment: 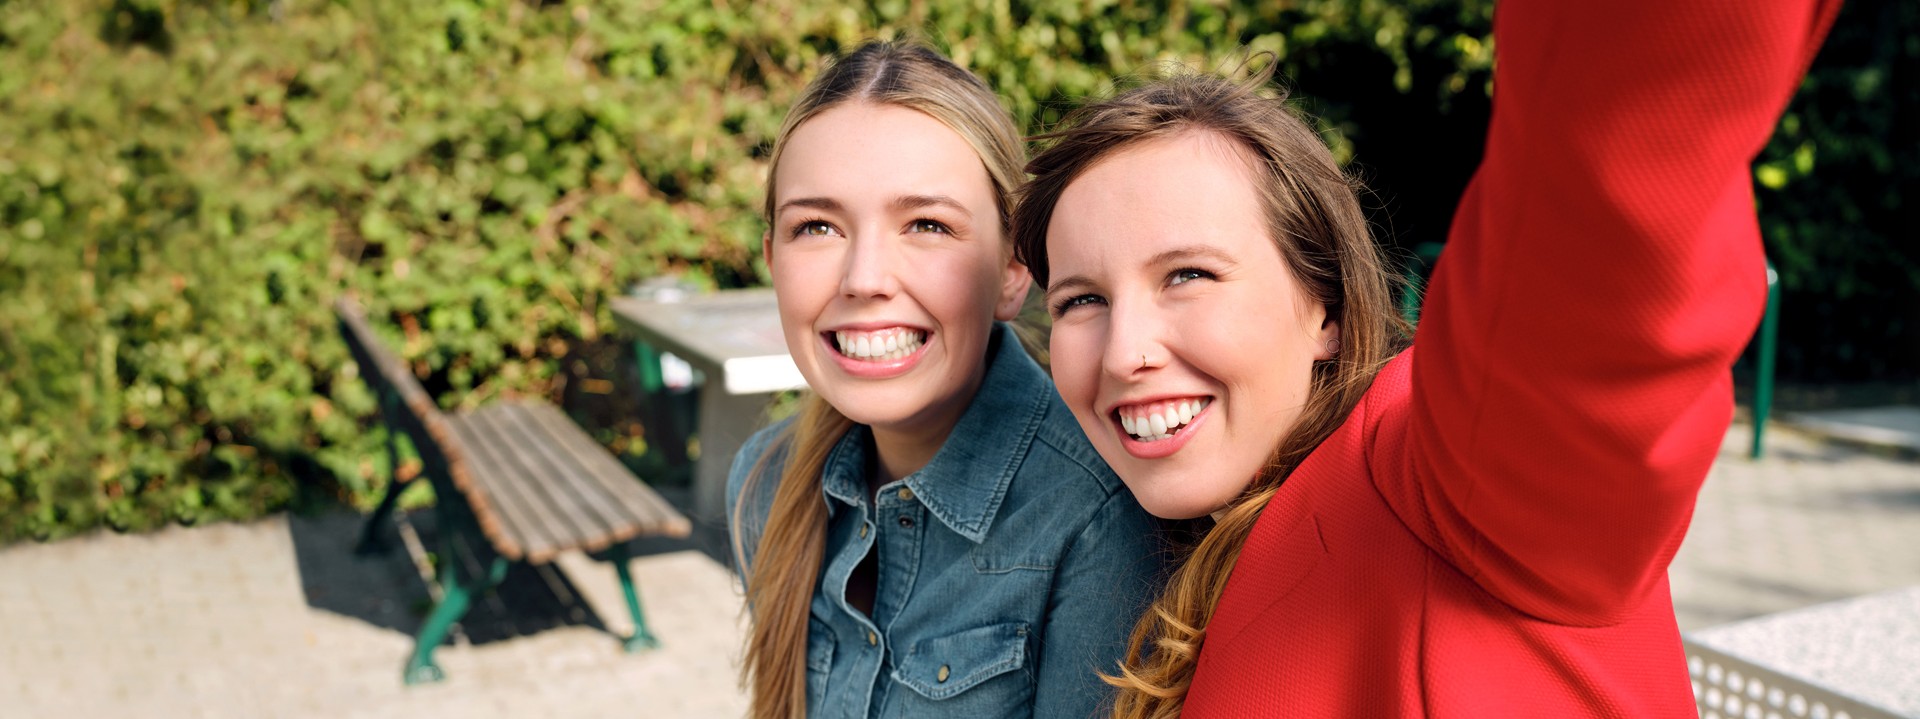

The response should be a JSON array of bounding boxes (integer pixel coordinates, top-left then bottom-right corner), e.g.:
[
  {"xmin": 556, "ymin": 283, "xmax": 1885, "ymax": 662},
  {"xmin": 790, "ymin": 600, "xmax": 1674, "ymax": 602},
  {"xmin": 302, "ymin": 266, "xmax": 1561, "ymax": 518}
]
[
  {"xmin": 1, "ymin": 421, "xmax": 1915, "ymax": 718},
  {"xmin": 0, "ymin": 501, "xmax": 749, "ymax": 718},
  {"xmin": 1672, "ymin": 423, "xmax": 1920, "ymax": 631}
]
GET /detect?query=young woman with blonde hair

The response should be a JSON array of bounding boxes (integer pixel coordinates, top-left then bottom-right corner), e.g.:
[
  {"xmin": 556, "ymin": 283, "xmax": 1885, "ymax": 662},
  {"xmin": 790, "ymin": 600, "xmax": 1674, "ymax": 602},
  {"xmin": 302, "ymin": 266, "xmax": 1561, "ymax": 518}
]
[
  {"xmin": 1015, "ymin": 0, "xmax": 1839, "ymax": 715},
  {"xmin": 726, "ymin": 39, "xmax": 1164, "ymax": 719}
]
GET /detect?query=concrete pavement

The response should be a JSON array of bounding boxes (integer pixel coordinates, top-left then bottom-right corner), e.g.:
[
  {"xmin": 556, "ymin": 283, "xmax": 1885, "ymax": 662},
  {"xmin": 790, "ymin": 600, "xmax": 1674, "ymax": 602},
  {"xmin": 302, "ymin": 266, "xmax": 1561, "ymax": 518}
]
[{"xmin": 2, "ymin": 421, "xmax": 1916, "ymax": 717}]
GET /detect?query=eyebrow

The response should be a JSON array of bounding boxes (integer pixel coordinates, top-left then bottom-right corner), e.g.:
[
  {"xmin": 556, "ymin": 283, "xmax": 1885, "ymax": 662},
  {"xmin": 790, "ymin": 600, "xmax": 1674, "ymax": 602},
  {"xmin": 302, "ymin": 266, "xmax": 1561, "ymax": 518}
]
[
  {"xmin": 1147, "ymin": 244, "xmax": 1240, "ymax": 269},
  {"xmin": 774, "ymin": 194, "xmax": 973, "ymax": 218},
  {"xmin": 774, "ymin": 196, "xmax": 843, "ymax": 216},
  {"xmin": 1045, "ymin": 244, "xmax": 1240, "ymax": 298},
  {"xmin": 891, "ymin": 194, "xmax": 972, "ymax": 217},
  {"xmin": 1045, "ymin": 274, "xmax": 1099, "ymax": 299}
]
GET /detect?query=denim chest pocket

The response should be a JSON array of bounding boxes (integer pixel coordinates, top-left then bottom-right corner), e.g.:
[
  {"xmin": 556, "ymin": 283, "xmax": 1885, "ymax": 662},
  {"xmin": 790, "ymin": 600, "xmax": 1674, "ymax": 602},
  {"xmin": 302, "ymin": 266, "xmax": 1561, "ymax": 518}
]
[
  {"xmin": 806, "ymin": 617, "xmax": 834, "ymax": 705},
  {"xmin": 969, "ymin": 532, "xmax": 1060, "ymax": 573},
  {"xmin": 888, "ymin": 622, "xmax": 1034, "ymax": 712}
]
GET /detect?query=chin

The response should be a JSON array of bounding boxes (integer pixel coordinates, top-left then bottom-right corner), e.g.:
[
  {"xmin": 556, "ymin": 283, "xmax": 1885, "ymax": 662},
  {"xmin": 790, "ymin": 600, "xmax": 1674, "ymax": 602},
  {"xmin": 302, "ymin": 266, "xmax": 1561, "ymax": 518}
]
[
  {"xmin": 821, "ymin": 392, "xmax": 917, "ymax": 428},
  {"xmin": 1121, "ymin": 470, "xmax": 1233, "ymax": 520}
]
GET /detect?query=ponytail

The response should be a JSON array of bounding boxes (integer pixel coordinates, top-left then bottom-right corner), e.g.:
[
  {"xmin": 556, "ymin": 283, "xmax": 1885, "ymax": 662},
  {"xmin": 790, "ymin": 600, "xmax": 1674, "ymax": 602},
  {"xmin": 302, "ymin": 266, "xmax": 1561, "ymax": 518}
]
[{"xmin": 733, "ymin": 395, "xmax": 855, "ymax": 719}]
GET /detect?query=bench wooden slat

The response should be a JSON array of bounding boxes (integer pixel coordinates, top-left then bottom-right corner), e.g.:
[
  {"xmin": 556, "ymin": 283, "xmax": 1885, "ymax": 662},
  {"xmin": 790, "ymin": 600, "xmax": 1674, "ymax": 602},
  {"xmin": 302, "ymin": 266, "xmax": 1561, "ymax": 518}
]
[
  {"xmin": 506, "ymin": 403, "xmax": 688, "ymax": 549},
  {"xmin": 336, "ymin": 297, "xmax": 689, "ymax": 568},
  {"xmin": 334, "ymin": 299, "xmax": 435, "ymax": 423},
  {"xmin": 483, "ymin": 404, "xmax": 646, "ymax": 559},
  {"xmin": 463, "ymin": 403, "xmax": 625, "ymax": 562},
  {"xmin": 337, "ymin": 298, "xmax": 527, "ymax": 559},
  {"xmin": 495, "ymin": 404, "xmax": 638, "ymax": 546},
  {"xmin": 442, "ymin": 410, "xmax": 571, "ymax": 563},
  {"xmin": 513, "ymin": 402, "xmax": 691, "ymax": 538}
]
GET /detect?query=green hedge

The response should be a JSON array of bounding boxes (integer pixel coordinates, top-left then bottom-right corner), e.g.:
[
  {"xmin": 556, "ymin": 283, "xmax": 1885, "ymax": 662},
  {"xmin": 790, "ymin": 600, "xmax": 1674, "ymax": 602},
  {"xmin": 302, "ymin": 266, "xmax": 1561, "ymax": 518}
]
[{"xmin": 0, "ymin": 0, "xmax": 1907, "ymax": 543}]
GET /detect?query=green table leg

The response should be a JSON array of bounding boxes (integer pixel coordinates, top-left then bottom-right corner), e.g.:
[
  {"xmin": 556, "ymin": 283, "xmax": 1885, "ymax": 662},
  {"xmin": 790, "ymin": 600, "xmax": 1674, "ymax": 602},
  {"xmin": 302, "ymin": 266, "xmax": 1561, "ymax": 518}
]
[
  {"xmin": 1750, "ymin": 262, "xmax": 1781, "ymax": 459},
  {"xmin": 610, "ymin": 543, "xmax": 661, "ymax": 653}
]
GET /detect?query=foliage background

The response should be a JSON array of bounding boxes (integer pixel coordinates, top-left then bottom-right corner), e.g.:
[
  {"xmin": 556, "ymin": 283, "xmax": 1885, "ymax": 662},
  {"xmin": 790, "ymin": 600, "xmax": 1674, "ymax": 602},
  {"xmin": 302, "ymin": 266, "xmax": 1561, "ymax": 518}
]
[{"xmin": 2, "ymin": 0, "xmax": 1913, "ymax": 542}]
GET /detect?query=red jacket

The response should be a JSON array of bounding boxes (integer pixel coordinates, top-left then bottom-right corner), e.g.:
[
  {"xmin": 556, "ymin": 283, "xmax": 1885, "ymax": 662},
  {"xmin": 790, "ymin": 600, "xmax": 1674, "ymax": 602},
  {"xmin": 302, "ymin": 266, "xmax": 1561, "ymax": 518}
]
[{"xmin": 1182, "ymin": 1, "xmax": 1839, "ymax": 715}]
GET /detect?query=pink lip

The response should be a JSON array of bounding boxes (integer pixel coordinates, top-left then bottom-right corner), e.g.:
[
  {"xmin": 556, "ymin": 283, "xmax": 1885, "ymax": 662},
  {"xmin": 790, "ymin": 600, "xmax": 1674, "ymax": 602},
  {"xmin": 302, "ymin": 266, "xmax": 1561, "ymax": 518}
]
[
  {"xmin": 1112, "ymin": 398, "xmax": 1213, "ymax": 460},
  {"xmin": 819, "ymin": 324, "xmax": 931, "ymax": 380}
]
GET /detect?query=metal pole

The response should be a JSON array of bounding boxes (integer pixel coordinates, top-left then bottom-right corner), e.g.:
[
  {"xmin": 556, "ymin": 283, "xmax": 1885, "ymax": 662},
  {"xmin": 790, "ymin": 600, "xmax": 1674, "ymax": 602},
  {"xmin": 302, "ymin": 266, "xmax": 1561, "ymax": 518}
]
[{"xmin": 1750, "ymin": 263, "xmax": 1780, "ymax": 459}]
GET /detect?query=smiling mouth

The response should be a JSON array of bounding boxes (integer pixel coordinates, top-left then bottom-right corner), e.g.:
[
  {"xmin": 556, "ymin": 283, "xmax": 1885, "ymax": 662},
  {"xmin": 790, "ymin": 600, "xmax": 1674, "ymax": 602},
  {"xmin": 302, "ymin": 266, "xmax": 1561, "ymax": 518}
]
[
  {"xmin": 826, "ymin": 327, "xmax": 928, "ymax": 362},
  {"xmin": 1114, "ymin": 397, "xmax": 1212, "ymax": 442}
]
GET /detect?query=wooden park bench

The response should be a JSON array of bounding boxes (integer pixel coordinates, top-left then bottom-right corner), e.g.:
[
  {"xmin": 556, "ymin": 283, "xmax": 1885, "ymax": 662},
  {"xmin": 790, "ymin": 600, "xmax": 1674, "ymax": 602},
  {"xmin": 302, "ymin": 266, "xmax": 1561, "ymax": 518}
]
[{"xmin": 334, "ymin": 297, "xmax": 691, "ymax": 685}]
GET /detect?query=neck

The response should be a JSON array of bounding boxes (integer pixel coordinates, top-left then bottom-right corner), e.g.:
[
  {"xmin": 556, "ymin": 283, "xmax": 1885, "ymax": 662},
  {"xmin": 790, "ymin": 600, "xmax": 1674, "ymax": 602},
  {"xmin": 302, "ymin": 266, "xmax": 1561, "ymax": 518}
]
[
  {"xmin": 866, "ymin": 362, "xmax": 990, "ymax": 492},
  {"xmin": 867, "ymin": 423, "xmax": 946, "ymax": 490},
  {"xmin": 863, "ymin": 327, "xmax": 1000, "ymax": 493}
]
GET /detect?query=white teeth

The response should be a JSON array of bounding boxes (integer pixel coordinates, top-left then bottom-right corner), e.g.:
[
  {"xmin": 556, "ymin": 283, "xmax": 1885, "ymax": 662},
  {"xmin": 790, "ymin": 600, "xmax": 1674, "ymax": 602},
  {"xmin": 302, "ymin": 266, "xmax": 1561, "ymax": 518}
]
[
  {"xmin": 833, "ymin": 329, "xmax": 925, "ymax": 360},
  {"xmin": 1119, "ymin": 398, "xmax": 1211, "ymax": 442}
]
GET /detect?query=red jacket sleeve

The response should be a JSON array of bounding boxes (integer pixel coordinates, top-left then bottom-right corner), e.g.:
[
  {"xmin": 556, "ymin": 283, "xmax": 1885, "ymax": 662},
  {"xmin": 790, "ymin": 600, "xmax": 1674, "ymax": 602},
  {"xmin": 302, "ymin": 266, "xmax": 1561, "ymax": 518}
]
[{"xmin": 1397, "ymin": 0, "xmax": 1840, "ymax": 625}]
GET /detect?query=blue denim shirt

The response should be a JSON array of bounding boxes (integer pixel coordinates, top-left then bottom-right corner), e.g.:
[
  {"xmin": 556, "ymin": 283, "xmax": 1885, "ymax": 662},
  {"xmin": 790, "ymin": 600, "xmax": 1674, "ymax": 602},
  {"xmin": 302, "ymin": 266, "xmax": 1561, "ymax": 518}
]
[{"xmin": 728, "ymin": 323, "xmax": 1166, "ymax": 719}]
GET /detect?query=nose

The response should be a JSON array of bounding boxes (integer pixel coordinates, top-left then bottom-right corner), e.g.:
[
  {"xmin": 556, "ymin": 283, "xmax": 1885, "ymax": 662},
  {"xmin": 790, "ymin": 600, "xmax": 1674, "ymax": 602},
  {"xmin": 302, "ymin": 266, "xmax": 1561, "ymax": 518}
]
[
  {"xmin": 1100, "ymin": 296, "xmax": 1168, "ymax": 379},
  {"xmin": 839, "ymin": 233, "xmax": 899, "ymax": 300}
]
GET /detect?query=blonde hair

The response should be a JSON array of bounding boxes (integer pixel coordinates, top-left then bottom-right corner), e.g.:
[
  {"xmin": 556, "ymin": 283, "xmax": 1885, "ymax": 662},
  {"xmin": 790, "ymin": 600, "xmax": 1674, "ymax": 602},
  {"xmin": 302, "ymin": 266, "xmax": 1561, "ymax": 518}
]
[
  {"xmin": 1011, "ymin": 70, "xmax": 1411, "ymax": 719},
  {"xmin": 732, "ymin": 39, "xmax": 1026, "ymax": 719}
]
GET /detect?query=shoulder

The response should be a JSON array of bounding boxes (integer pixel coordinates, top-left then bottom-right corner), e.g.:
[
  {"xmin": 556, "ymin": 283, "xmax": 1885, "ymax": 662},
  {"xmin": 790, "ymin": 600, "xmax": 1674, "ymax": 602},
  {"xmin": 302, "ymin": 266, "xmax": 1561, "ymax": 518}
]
[
  {"xmin": 1024, "ymin": 390, "xmax": 1130, "ymax": 499},
  {"xmin": 995, "ymin": 390, "xmax": 1157, "ymax": 555},
  {"xmin": 726, "ymin": 416, "xmax": 796, "ymax": 515},
  {"xmin": 1358, "ymin": 347, "xmax": 1416, "ymax": 447}
]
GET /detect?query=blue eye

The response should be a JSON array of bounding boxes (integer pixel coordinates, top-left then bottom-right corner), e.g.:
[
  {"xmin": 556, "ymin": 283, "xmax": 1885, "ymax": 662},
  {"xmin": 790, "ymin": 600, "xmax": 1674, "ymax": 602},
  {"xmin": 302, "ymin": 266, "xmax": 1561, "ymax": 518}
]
[
  {"xmin": 1169, "ymin": 268, "xmax": 1214, "ymax": 286},
  {"xmin": 1049, "ymin": 293, "xmax": 1106, "ymax": 318}
]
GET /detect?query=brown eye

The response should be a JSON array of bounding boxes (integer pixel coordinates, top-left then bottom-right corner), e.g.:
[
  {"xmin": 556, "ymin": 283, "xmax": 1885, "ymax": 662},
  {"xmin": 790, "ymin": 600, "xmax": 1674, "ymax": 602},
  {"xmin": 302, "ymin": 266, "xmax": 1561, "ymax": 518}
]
[
  {"xmin": 909, "ymin": 219, "xmax": 951, "ymax": 234},
  {"xmin": 797, "ymin": 221, "xmax": 834, "ymax": 237}
]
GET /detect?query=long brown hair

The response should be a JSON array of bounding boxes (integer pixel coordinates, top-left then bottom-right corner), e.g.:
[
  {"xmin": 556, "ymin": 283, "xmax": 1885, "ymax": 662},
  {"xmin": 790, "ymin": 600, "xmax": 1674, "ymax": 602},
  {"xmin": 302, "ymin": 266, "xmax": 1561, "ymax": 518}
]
[
  {"xmin": 731, "ymin": 39, "xmax": 1026, "ymax": 719},
  {"xmin": 1011, "ymin": 69, "xmax": 1411, "ymax": 719}
]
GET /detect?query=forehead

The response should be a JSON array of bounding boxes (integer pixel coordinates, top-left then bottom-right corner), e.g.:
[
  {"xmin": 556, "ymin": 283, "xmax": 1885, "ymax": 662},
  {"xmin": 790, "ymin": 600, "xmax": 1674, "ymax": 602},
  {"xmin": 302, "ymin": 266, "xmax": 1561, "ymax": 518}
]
[
  {"xmin": 1046, "ymin": 131, "xmax": 1272, "ymax": 270},
  {"xmin": 774, "ymin": 102, "xmax": 995, "ymax": 207}
]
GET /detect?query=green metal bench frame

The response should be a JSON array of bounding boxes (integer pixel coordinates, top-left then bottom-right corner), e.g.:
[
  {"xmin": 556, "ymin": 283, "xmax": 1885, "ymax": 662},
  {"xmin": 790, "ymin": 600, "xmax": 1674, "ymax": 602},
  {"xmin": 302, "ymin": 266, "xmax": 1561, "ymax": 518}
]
[{"xmin": 335, "ymin": 298, "xmax": 690, "ymax": 685}]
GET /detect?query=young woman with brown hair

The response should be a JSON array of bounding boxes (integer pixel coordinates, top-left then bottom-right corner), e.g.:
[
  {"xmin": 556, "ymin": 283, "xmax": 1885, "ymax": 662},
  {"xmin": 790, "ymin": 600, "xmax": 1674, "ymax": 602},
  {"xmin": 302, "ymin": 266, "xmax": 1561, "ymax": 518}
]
[
  {"xmin": 726, "ymin": 40, "xmax": 1164, "ymax": 719},
  {"xmin": 1013, "ymin": 0, "xmax": 1839, "ymax": 715}
]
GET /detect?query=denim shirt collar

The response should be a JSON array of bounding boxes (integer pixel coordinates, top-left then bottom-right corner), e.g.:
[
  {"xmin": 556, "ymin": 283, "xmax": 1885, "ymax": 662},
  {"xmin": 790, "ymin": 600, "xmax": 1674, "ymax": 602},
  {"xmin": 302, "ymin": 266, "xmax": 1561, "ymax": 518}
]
[{"xmin": 818, "ymin": 323, "xmax": 1052, "ymax": 543}]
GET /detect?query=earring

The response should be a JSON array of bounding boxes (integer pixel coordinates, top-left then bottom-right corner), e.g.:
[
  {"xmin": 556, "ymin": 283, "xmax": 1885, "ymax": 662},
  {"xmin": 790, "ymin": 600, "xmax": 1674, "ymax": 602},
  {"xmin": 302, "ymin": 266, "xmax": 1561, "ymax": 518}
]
[{"xmin": 1327, "ymin": 339, "xmax": 1341, "ymax": 356}]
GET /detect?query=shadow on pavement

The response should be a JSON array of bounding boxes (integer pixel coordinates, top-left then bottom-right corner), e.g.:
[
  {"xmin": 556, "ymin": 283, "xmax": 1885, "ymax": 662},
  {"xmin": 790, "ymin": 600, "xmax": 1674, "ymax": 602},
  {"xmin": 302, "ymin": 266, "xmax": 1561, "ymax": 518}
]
[{"xmin": 287, "ymin": 502, "xmax": 611, "ymax": 645}]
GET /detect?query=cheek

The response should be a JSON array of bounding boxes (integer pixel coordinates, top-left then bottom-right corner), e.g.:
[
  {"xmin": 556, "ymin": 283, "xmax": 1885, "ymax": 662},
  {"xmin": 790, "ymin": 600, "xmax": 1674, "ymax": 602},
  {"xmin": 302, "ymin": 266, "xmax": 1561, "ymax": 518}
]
[
  {"xmin": 1047, "ymin": 323, "xmax": 1103, "ymax": 408},
  {"xmin": 914, "ymin": 248, "xmax": 1008, "ymax": 324},
  {"xmin": 770, "ymin": 249, "xmax": 833, "ymax": 299},
  {"xmin": 770, "ymin": 252, "xmax": 837, "ymax": 339},
  {"xmin": 1200, "ymin": 295, "xmax": 1309, "ymax": 387}
]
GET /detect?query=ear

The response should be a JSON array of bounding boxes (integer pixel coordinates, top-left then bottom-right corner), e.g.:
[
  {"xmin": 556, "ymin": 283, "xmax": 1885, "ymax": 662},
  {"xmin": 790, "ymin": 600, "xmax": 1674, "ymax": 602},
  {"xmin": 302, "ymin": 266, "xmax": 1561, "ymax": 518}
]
[
  {"xmin": 1312, "ymin": 313, "xmax": 1342, "ymax": 360},
  {"xmin": 760, "ymin": 231, "xmax": 773, "ymax": 267},
  {"xmin": 993, "ymin": 258, "xmax": 1034, "ymax": 322}
]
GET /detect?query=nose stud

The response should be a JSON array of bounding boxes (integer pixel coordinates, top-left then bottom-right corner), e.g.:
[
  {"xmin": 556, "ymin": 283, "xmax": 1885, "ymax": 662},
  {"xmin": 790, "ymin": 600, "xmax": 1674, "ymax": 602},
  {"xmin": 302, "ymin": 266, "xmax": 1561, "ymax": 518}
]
[{"xmin": 1140, "ymin": 354, "xmax": 1148, "ymax": 370}]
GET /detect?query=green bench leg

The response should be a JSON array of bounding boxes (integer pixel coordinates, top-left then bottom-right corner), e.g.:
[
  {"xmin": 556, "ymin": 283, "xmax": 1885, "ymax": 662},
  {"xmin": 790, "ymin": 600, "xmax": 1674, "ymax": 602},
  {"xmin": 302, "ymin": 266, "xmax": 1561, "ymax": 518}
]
[
  {"xmin": 610, "ymin": 543, "xmax": 661, "ymax": 653},
  {"xmin": 354, "ymin": 475, "xmax": 408, "ymax": 555},
  {"xmin": 357, "ymin": 406, "xmax": 408, "ymax": 555},
  {"xmin": 405, "ymin": 550, "xmax": 508, "ymax": 685}
]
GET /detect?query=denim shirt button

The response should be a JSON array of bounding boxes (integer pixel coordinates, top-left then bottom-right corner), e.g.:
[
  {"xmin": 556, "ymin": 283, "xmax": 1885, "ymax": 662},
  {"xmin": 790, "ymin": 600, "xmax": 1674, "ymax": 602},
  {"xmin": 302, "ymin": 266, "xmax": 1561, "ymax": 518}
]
[
  {"xmin": 897, "ymin": 516, "xmax": 913, "ymax": 528},
  {"xmin": 937, "ymin": 665, "xmax": 950, "ymax": 683},
  {"xmin": 896, "ymin": 487, "xmax": 915, "ymax": 501},
  {"xmin": 866, "ymin": 630, "xmax": 878, "ymax": 646},
  {"xmin": 858, "ymin": 523, "xmax": 869, "ymax": 539}
]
